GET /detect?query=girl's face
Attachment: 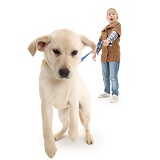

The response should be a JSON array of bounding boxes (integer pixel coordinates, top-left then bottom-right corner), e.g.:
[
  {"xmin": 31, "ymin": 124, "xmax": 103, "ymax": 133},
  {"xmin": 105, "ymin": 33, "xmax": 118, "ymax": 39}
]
[{"xmin": 107, "ymin": 9, "xmax": 118, "ymax": 24}]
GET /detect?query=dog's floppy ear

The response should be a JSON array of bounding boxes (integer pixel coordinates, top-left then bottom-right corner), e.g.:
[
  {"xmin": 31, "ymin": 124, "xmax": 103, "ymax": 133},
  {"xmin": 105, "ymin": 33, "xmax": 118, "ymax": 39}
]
[
  {"xmin": 80, "ymin": 35, "xmax": 96, "ymax": 53},
  {"xmin": 28, "ymin": 35, "xmax": 51, "ymax": 56}
]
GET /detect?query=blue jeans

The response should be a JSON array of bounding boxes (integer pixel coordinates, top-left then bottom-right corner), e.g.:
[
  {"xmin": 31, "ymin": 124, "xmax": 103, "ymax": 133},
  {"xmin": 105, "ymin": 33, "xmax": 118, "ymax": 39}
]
[{"xmin": 101, "ymin": 62, "xmax": 120, "ymax": 96}]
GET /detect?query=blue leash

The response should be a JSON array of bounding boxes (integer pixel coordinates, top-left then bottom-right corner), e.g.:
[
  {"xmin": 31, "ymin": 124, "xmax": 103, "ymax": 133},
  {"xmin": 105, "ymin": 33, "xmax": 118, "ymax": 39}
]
[
  {"xmin": 81, "ymin": 53, "xmax": 90, "ymax": 62},
  {"xmin": 80, "ymin": 41, "xmax": 103, "ymax": 62}
]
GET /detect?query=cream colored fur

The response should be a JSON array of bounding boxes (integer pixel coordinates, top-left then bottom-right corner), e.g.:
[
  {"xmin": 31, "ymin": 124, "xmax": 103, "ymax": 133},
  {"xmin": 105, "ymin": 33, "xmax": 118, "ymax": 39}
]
[{"xmin": 28, "ymin": 29, "xmax": 96, "ymax": 158}]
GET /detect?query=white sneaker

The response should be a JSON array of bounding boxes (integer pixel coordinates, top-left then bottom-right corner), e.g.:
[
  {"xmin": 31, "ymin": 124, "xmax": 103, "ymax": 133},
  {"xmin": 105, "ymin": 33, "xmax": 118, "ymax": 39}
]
[
  {"xmin": 110, "ymin": 94, "xmax": 118, "ymax": 103},
  {"xmin": 98, "ymin": 92, "xmax": 110, "ymax": 98}
]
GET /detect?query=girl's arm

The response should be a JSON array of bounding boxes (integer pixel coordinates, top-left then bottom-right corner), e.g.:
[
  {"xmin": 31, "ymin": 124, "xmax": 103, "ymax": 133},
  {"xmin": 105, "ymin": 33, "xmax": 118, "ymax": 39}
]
[
  {"xmin": 103, "ymin": 31, "xmax": 118, "ymax": 46},
  {"xmin": 94, "ymin": 40, "xmax": 103, "ymax": 55},
  {"xmin": 107, "ymin": 31, "xmax": 118, "ymax": 46}
]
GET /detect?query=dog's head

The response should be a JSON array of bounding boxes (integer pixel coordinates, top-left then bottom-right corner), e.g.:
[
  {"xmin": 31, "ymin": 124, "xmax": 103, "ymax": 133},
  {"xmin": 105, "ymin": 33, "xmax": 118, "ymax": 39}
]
[{"xmin": 28, "ymin": 29, "xmax": 96, "ymax": 79}]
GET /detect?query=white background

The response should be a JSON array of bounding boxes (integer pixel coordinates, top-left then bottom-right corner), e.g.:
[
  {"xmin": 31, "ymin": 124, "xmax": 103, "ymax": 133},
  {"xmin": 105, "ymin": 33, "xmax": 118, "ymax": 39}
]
[{"xmin": 0, "ymin": 0, "xmax": 160, "ymax": 159}]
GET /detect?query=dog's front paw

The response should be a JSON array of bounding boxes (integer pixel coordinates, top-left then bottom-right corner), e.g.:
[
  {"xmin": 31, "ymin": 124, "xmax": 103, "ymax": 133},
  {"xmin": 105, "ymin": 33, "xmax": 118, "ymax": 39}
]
[
  {"xmin": 68, "ymin": 130, "xmax": 78, "ymax": 141},
  {"xmin": 85, "ymin": 133, "xmax": 94, "ymax": 145},
  {"xmin": 44, "ymin": 141, "xmax": 57, "ymax": 158}
]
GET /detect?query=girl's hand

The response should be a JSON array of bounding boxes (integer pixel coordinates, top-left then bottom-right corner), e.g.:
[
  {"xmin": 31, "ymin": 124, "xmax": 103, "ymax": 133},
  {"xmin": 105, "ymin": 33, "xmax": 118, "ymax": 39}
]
[
  {"xmin": 103, "ymin": 39, "xmax": 110, "ymax": 46},
  {"xmin": 92, "ymin": 52, "xmax": 97, "ymax": 61}
]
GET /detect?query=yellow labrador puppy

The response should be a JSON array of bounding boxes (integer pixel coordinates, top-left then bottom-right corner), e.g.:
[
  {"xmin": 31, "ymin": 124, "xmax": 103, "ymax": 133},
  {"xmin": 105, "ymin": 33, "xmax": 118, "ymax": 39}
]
[{"xmin": 28, "ymin": 29, "xmax": 96, "ymax": 158}]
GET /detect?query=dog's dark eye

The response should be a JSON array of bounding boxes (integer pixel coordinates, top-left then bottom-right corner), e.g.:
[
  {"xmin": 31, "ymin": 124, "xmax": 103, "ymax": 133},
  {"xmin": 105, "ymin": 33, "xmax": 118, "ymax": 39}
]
[
  {"xmin": 71, "ymin": 50, "xmax": 78, "ymax": 56},
  {"xmin": 53, "ymin": 49, "xmax": 60, "ymax": 55}
]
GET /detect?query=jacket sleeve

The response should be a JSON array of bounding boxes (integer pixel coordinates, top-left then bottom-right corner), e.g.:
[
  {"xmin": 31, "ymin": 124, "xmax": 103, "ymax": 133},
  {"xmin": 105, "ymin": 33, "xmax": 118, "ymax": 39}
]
[
  {"xmin": 96, "ymin": 39, "xmax": 103, "ymax": 54},
  {"xmin": 113, "ymin": 23, "xmax": 121, "ymax": 37},
  {"xmin": 107, "ymin": 31, "xmax": 118, "ymax": 46}
]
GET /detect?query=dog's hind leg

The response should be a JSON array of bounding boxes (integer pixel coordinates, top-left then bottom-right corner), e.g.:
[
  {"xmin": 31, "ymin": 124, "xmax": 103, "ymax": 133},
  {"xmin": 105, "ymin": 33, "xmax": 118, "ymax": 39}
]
[
  {"xmin": 54, "ymin": 108, "xmax": 69, "ymax": 141},
  {"xmin": 79, "ymin": 102, "xmax": 94, "ymax": 145}
]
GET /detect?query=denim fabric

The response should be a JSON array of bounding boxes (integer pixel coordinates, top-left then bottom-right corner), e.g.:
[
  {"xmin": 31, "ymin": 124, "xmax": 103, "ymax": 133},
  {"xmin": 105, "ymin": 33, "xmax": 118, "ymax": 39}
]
[{"xmin": 101, "ymin": 62, "xmax": 120, "ymax": 96}]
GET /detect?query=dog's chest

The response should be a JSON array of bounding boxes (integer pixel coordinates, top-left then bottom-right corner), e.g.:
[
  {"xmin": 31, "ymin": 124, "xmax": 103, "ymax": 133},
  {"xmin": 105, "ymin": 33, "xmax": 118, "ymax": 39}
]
[
  {"xmin": 51, "ymin": 89, "xmax": 70, "ymax": 109},
  {"xmin": 48, "ymin": 81, "xmax": 77, "ymax": 109}
]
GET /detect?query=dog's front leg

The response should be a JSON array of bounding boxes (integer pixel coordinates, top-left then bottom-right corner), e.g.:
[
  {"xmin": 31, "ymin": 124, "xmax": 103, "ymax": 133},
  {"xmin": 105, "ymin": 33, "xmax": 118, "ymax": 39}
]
[
  {"xmin": 68, "ymin": 102, "xmax": 79, "ymax": 141},
  {"xmin": 41, "ymin": 103, "xmax": 57, "ymax": 158}
]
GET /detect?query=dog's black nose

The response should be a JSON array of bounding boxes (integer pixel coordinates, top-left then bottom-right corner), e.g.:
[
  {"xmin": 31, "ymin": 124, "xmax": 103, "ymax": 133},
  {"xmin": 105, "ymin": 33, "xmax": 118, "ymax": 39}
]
[{"xmin": 59, "ymin": 68, "xmax": 70, "ymax": 78}]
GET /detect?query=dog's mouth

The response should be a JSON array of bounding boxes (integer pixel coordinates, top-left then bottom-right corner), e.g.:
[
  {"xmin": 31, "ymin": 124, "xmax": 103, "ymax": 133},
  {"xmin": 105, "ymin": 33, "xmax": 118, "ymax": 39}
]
[{"xmin": 59, "ymin": 68, "xmax": 70, "ymax": 79}]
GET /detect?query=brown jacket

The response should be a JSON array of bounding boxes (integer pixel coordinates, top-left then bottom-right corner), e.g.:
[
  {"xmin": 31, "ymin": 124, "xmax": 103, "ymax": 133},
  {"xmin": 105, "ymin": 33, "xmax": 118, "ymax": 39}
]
[{"xmin": 99, "ymin": 21, "xmax": 121, "ymax": 62}]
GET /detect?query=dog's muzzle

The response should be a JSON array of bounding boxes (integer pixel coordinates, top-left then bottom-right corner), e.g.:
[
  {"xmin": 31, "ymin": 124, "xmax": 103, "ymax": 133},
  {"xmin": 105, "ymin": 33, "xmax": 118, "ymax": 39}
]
[{"xmin": 59, "ymin": 68, "xmax": 70, "ymax": 78}]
